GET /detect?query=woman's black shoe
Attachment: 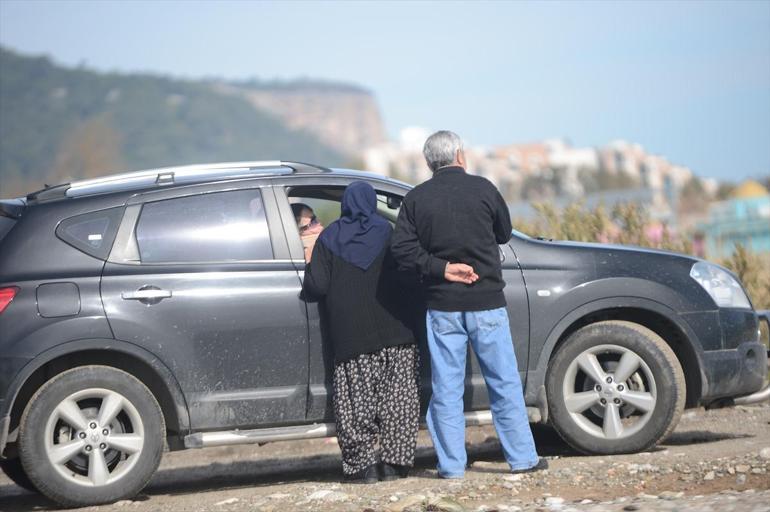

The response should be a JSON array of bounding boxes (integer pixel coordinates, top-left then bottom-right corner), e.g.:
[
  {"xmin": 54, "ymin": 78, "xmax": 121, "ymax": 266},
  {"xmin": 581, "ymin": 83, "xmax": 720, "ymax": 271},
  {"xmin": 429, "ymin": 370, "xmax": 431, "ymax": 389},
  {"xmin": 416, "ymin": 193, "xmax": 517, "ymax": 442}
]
[
  {"xmin": 380, "ymin": 463, "xmax": 410, "ymax": 481},
  {"xmin": 343, "ymin": 464, "xmax": 379, "ymax": 484}
]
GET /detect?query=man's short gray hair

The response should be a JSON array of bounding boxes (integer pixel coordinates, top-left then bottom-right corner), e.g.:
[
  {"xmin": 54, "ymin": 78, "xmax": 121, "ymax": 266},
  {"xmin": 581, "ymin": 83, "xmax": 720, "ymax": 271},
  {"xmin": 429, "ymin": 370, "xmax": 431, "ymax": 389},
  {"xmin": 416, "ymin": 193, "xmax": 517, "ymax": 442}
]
[{"xmin": 423, "ymin": 130, "xmax": 464, "ymax": 172}]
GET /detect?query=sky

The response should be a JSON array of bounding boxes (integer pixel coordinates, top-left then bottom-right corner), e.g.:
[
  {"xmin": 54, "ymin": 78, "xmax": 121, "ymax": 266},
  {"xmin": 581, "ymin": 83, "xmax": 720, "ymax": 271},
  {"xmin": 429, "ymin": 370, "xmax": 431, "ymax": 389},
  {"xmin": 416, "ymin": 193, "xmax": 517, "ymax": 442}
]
[{"xmin": 1, "ymin": 0, "xmax": 769, "ymax": 181}]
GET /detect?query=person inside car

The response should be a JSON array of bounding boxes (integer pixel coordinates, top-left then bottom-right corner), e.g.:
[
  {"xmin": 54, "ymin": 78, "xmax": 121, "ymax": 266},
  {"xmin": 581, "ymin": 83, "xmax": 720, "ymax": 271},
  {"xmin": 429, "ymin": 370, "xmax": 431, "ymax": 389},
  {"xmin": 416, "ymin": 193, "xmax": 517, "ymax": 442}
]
[
  {"xmin": 302, "ymin": 181, "xmax": 420, "ymax": 484},
  {"xmin": 291, "ymin": 202, "xmax": 324, "ymax": 262}
]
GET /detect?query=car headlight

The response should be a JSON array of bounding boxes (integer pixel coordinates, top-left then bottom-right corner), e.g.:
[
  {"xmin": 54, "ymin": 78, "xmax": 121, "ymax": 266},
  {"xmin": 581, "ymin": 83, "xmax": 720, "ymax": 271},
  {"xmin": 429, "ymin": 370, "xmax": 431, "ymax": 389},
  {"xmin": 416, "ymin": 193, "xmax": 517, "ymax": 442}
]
[{"xmin": 690, "ymin": 262, "xmax": 752, "ymax": 309}]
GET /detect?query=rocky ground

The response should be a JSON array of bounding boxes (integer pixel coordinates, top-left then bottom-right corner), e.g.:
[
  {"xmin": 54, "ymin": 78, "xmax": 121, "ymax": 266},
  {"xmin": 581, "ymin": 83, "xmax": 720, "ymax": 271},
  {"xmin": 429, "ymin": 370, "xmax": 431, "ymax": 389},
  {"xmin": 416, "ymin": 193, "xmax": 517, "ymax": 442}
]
[{"xmin": 1, "ymin": 404, "xmax": 769, "ymax": 512}]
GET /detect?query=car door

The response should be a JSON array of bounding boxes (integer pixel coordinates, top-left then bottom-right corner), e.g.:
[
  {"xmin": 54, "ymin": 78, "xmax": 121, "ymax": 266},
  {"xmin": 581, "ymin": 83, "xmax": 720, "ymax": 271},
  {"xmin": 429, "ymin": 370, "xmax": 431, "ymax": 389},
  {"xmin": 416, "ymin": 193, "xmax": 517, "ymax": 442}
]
[
  {"xmin": 439, "ymin": 242, "xmax": 530, "ymax": 413},
  {"xmin": 101, "ymin": 182, "xmax": 309, "ymax": 431},
  {"xmin": 272, "ymin": 176, "xmax": 530, "ymax": 420},
  {"xmin": 271, "ymin": 176, "xmax": 420, "ymax": 421}
]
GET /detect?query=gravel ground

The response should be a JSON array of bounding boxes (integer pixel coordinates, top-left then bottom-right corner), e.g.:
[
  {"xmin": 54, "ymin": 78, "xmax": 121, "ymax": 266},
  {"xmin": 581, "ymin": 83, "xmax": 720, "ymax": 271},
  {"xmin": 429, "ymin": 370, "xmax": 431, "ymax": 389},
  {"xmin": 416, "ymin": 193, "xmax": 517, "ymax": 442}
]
[{"xmin": 1, "ymin": 404, "xmax": 769, "ymax": 511}]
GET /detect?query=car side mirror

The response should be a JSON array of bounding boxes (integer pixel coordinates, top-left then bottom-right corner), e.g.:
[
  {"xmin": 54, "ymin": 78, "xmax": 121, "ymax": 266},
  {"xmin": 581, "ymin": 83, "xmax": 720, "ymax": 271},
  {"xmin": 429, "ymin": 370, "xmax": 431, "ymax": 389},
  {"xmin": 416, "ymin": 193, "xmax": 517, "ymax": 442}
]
[{"xmin": 386, "ymin": 196, "xmax": 402, "ymax": 209}]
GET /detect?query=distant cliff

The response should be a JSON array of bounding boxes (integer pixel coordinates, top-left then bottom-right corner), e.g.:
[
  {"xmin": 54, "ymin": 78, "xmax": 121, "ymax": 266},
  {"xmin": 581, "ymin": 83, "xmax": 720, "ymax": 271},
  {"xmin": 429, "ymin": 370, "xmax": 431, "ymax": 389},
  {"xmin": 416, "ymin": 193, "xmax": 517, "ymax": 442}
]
[
  {"xmin": 215, "ymin": 80, "xmax": 387, "ymax": 157},
  {"xmin": 0, "ymin": 47, "xmax": 386, "ymax": 197}
]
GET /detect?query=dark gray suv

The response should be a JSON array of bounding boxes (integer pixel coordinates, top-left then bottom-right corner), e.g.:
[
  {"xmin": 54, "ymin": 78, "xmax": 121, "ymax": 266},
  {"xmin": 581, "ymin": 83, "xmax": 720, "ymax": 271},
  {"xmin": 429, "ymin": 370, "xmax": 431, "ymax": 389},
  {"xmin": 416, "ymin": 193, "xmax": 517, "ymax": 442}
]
[{"xmin": 1, "ymin": 161, "xmax": 768, "ymax": 507}]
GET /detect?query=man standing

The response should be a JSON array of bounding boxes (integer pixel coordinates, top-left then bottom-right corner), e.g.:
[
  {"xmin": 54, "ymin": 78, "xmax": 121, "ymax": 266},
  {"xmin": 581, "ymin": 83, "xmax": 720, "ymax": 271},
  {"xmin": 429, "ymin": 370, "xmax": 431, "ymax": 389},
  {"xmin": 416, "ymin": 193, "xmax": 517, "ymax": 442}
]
[{"xmin": 391, "ymin": 130, "xmax": 546, "ymax": 478}]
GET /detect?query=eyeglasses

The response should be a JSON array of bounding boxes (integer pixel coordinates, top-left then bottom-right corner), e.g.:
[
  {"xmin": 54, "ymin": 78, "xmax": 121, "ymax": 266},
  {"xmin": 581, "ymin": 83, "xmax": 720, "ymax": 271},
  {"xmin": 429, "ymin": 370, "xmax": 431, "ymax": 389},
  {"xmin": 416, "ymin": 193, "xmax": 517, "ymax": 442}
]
[{"xmin": 299, "ymin": 215, "xmax": 318, "ymax": 233}]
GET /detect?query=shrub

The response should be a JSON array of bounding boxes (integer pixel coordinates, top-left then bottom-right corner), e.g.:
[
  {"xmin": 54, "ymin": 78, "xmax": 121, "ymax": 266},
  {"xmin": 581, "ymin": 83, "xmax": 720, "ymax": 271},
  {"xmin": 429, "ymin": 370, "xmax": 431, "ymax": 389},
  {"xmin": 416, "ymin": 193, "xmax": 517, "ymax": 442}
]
[{"xmin": 513, "ymin": 202, "xmax": 768, "ymax": 314}]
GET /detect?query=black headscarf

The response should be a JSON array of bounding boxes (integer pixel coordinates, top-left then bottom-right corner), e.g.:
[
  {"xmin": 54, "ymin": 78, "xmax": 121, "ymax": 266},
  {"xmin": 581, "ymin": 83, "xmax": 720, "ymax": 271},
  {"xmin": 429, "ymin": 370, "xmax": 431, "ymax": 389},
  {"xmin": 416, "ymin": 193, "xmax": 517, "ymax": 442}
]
[{"xmin": 318, "ymin": 181, "xmax": 392, "ymax": 270}]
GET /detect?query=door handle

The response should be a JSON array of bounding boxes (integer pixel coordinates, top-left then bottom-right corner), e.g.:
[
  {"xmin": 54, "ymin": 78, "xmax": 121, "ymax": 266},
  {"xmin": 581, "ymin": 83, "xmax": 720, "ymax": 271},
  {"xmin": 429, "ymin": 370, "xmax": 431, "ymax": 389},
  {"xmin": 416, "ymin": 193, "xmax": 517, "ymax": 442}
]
[{"xmin": 121, "ymin": 287, "xmax": 172, "ymax": 303}]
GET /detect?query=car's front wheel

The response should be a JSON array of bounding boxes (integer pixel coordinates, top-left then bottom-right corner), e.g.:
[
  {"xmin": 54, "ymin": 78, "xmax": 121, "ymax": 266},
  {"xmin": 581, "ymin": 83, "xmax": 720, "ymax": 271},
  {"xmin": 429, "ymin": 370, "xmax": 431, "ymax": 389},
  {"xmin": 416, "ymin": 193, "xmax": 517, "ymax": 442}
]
[
  {"xmin": 18, "ymin": 365, "xmax": 165, "ymax": 507},
  {"xmin": 547, "ymin": 320, "xmax": 685, "ymax": 454}
]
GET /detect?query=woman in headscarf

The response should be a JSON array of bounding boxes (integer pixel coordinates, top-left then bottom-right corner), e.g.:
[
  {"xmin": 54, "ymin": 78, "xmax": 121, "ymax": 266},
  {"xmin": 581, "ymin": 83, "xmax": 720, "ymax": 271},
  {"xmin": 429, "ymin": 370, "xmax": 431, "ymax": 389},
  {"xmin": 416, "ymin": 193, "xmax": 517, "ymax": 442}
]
[{"xmin": 303, "ymin": 181, "xmax": 420, "ymax": 484}]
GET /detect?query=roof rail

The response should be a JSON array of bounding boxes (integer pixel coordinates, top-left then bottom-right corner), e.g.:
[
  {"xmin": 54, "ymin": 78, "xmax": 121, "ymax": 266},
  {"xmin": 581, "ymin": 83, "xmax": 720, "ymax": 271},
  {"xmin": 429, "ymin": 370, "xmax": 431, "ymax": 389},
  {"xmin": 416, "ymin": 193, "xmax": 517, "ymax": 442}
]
[
  {"xmin": 282, "ymin": 161, "xmax": 334, "ymax": 173},
  {"xmin": 69, "ymin": 160, "xmax": 284, "ymax": 192},
  {"xmin": 27, "ymin": 160, "xmax": 333, "ymax": 202}
]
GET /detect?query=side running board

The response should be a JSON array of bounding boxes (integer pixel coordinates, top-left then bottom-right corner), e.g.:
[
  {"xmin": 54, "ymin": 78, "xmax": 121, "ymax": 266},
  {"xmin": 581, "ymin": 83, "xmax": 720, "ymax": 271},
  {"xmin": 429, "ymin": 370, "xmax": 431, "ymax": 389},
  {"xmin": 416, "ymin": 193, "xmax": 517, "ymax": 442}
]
[{"xmin": 184, "ymin": 408, "xmax": 542, "ymax": 449}]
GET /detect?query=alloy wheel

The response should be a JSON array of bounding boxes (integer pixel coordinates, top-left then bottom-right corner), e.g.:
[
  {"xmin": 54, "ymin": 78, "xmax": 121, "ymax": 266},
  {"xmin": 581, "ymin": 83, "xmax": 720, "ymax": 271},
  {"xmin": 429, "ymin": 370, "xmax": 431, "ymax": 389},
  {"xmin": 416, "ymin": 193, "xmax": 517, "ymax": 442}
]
[
  {"xmin": 43, "ymin": 388, "xmax": 144, "ymax": 487},
  {"xmin": 562, "ymin": 344, "xmax": 657, "ymax": 440}
]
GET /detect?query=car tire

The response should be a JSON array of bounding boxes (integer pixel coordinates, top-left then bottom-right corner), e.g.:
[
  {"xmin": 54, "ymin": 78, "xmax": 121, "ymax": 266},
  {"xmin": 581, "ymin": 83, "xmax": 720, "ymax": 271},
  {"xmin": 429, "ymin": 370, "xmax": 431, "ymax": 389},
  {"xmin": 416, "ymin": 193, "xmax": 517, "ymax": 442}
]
[
  {"xmin": 18, "ymin": 365, "xmax": 165, "ymax": 507},
  {"xmin": 546, "ymin": 320, "xmax": 685, "ymax": 455},
  {"xmin": 0, "ymin": 457, "xmax": 37, "ymax": 492}
]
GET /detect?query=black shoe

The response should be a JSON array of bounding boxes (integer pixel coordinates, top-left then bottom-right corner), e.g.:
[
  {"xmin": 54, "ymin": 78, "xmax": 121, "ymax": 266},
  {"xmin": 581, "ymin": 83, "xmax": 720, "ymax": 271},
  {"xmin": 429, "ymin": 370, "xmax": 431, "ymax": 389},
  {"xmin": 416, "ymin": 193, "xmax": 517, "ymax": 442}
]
[
  {"xmin": 343, "ymin": 464, "xmax": 379, "ymax": 484},
  {"xmin": 510, "ymin": 458, "xmax": 548, "ymax": 474},
  {"xmin": 380, "ymin": 463, "xmax": 410, "ymax": 481}
]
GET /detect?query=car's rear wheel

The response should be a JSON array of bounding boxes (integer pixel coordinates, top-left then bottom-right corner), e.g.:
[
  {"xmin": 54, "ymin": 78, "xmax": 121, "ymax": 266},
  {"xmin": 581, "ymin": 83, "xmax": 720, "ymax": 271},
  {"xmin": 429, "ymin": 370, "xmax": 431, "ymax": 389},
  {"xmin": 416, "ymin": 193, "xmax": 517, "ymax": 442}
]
[
  {"xmin": 0, "ymin": 457, "xmax": 37, "ymax": 492},
  {"xmin": 18, "ymin": 365, "xmax": 164, "ymax": 507},
  {"xmin": 547, "ymin": 320, "xmax": 685, "ymax": 454}
]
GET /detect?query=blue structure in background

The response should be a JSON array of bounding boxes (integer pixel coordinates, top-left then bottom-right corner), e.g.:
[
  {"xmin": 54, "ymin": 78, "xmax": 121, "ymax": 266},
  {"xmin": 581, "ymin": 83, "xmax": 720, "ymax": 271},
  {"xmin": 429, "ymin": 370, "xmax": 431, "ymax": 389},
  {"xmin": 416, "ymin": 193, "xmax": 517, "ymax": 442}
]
[{"xmin": 701, "ymin": 181, "xmax": 770, "ymax": 259}]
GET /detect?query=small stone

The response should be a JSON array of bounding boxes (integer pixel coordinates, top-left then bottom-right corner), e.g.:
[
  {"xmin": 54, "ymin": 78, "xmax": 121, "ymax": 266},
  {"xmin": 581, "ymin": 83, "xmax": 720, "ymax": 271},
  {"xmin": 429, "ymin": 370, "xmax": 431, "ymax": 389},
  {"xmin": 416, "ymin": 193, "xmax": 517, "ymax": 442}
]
[
  {"xmin": 736, "ymin": 474, "xmax": 747, "ymax": 485},
  {"xmin": 214, "ymin": 498, "xmax": 239, "ymax": 506},
  {"xmin": 426, "ymin": 496, "xmax": 466, "ymax": 512},
  {"xmin": 388, "ymin": 495, "xmax": 426, "ymax": 512},
  {"xmin": 727, "ymin": 466, "xmax": 736, "ymax": 475},
  {"xmin": 735, "ymin": 464, "xmax": 750, "ymax": 473},
  {"xmin": 390, "ymin": 495, "xmax": 400, "ymax": 502},
  {"xmin": 759, "ymin": 447, "xmax": 770, "ymax": 460},
  {"xmin": 751, "ymin": 467, "xmax": 764, "ymax": 474},
  {"xmin": 659, "ymin": 491, "xmax": 684, "ymax": 500},
  {"xmin": 623, "ymin": 506, "xmax": 639, "ymax": 511},
  {"xmin": 307, "ymin": 490, "xmax": 349, "ymax": 502},
  {"xmin": 579, "ymin": 499, "xmax": 593, "ymax": 504},
  {"xmin": 503, "ymin": 474, "xmax": 524, "ymax": 482},
  {"xmin": 545, "ymin": 497, "xmax": 564, "ymax": 506},
  {"xmin": 114, "ymin": 501, "xmax": 133, "ymax": 507},
  {"xmin": 637, "ymin": 494, "xmax": 658, "ymax": 500},
  {"xmin": 704, "ymin": 471, "xmax": 715, "ymax": 481},
  {"xmin": 267, "ymin": 493, "xmax": 292, "ymax": 500}
]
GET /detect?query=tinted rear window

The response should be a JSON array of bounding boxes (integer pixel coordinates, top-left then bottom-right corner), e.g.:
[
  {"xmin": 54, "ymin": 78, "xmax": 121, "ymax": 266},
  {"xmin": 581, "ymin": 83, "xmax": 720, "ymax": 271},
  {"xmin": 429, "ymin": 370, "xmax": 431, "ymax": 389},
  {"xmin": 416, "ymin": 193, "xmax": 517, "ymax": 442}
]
[
  {"xmin": 0, "ymin": 200, "xmax": 24, "ymax": 243},
  {"xmin": 0, "ymin": 217, "xmax": 16, "ymax": 243},
  {"xmin": 135, "ymin": 189, "xmax": 273, "ymax": 264},
  {"xmin": 56, "ymin": 207, "xmax": 125, "ymax": 260}
]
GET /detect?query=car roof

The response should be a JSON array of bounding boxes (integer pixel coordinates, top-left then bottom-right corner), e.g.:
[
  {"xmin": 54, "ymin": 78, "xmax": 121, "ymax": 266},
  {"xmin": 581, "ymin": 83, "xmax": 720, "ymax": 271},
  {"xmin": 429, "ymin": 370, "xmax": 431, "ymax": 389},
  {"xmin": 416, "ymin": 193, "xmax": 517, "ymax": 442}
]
[{"xmin": 23, "ymin": 161, "xmax": 411, "ymax": 204}]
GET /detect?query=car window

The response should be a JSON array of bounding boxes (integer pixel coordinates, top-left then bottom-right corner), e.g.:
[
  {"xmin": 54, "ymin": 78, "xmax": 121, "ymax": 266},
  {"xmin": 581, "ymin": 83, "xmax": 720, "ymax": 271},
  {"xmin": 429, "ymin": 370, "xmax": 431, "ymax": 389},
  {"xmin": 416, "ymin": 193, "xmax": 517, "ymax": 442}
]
[
  {"xmin": 290, "ymin": 197, "xmax": 341, "ymax": 231},
  {"xmin": 135, "ymin": 190, "xmax": 273, "ymax": 263},
  {"xmin": 56, "ymin": 207, "xmax": 125, "ymax": 260},
  {"xmin": 288, "ymin": 188, "xmax": 402, "ymax": 231}
]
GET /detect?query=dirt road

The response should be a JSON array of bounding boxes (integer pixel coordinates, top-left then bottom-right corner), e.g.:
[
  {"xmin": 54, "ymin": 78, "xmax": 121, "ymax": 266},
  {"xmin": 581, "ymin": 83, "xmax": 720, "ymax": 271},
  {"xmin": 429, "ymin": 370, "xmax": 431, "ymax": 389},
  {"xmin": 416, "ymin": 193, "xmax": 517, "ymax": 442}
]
[{"xmin": 2, "ymin": 404, "xmax": 769, "ymax": 511}]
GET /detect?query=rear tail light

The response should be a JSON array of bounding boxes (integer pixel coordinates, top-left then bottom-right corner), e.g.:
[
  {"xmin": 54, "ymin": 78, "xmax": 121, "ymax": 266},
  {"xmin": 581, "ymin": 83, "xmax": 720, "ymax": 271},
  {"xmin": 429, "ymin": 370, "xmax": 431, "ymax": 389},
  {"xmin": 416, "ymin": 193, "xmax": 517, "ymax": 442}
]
[{"xmin": 0, "ymin": 286, "xmax": 19, "ymax": 314}]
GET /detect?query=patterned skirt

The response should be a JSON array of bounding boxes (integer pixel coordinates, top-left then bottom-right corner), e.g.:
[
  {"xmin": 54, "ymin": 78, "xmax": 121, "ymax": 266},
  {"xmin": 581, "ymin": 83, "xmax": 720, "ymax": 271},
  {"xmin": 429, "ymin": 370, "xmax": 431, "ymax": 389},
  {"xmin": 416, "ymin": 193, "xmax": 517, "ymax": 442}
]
[{"xmin": 332, "ymin": 344, "xmax": 420, "ymax": 475}]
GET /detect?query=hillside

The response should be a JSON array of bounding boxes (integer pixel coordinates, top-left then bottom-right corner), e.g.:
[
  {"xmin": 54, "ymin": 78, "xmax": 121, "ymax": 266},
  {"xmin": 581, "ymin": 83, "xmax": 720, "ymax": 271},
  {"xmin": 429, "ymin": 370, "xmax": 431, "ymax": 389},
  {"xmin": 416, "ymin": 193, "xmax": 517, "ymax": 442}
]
[{"xmin": 0, "ymin": 48, "xmax": 384, "ymax": 197}]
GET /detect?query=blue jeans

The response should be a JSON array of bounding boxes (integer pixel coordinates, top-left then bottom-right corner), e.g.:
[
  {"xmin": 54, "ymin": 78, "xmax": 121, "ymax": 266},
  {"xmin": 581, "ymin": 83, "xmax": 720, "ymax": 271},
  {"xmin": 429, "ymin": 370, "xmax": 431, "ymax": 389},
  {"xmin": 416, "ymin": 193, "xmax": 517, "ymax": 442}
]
[{"xmin": 425, "ymin": 307, "xmax": 539, "ymax": 477}]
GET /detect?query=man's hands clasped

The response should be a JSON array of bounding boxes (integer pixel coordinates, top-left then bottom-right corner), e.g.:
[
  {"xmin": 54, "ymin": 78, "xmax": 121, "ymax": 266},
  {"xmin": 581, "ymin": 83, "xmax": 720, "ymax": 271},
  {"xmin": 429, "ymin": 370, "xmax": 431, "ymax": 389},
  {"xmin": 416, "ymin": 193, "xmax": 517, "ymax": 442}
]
[{"xmin": 444, "ymin": 263, "xmax": 479, "ymax": 284}]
